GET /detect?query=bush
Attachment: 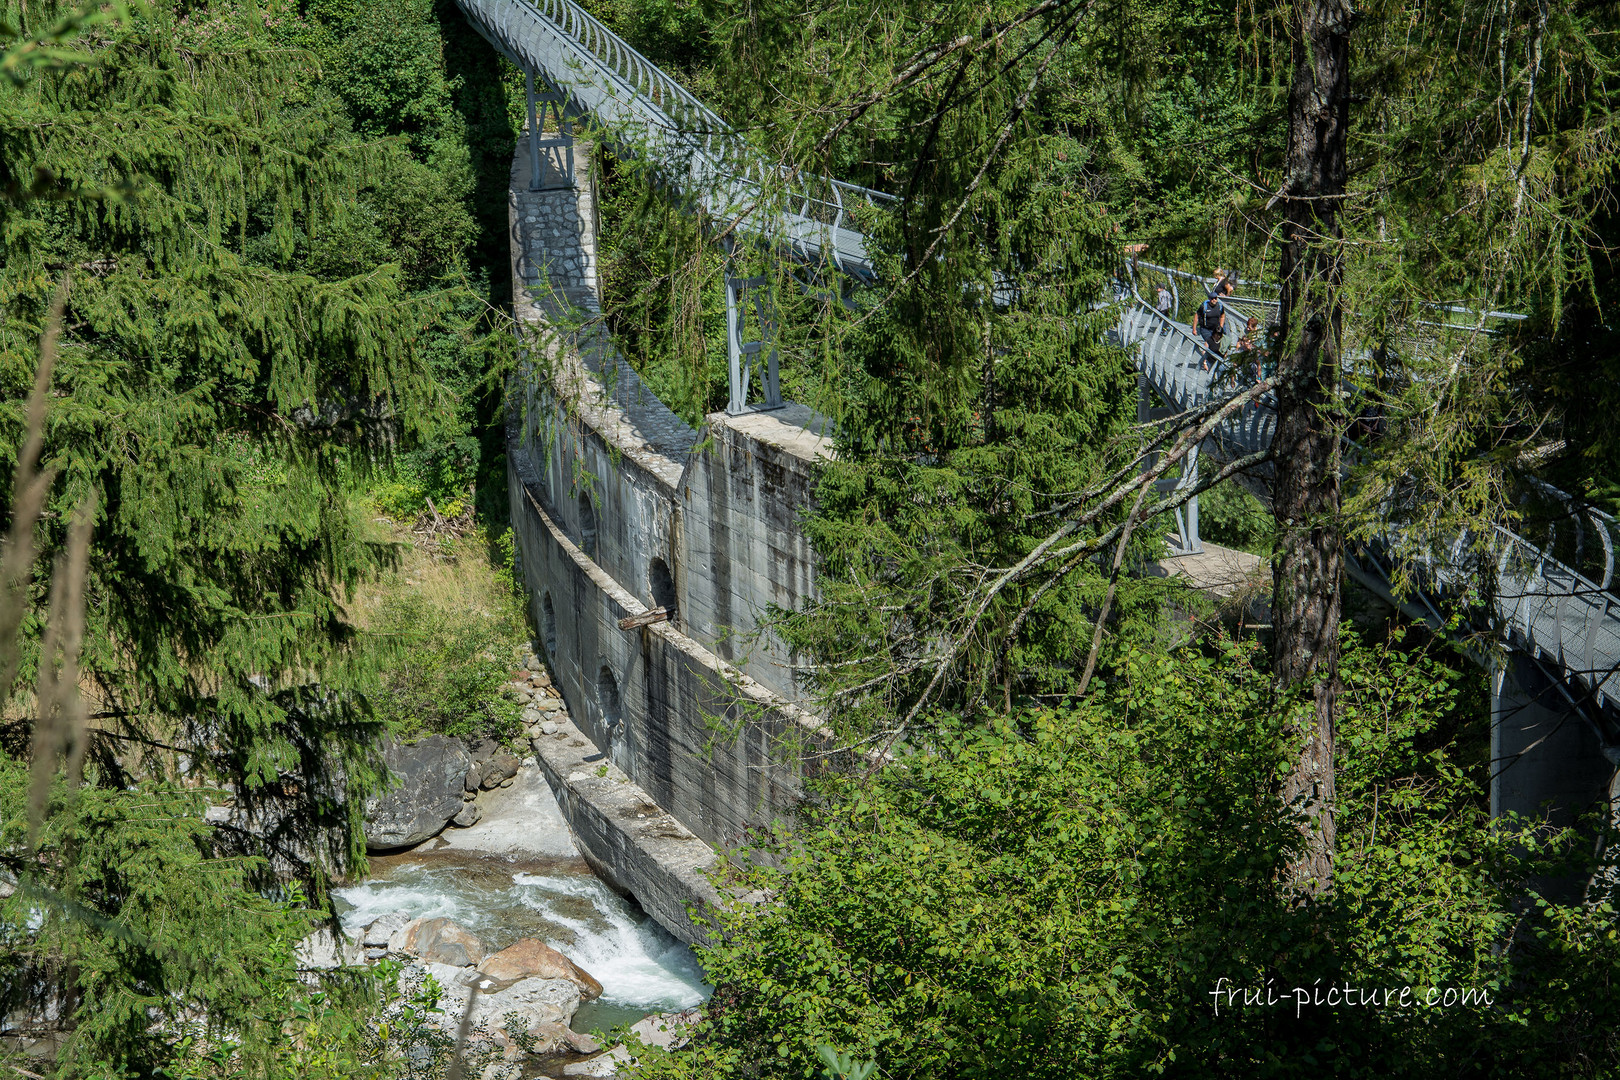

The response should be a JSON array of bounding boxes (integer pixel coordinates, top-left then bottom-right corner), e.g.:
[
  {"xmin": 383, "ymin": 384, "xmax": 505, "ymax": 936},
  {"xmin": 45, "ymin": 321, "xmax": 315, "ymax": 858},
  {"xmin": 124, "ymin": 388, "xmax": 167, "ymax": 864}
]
[
  {"xmin": 1197, "ymin": 481, "xmax": 1275, "ymax": 554},
  {"xmin": 372, "ymin": 437, "xmax": 482, "ymax": 521},
  {"xmin": 362, "ymin": 528, "xmax": 528, "ymax": 747},
  {"xmin": 643, "ymin": 633, "xmax": 1619, "ymax": 1080}
]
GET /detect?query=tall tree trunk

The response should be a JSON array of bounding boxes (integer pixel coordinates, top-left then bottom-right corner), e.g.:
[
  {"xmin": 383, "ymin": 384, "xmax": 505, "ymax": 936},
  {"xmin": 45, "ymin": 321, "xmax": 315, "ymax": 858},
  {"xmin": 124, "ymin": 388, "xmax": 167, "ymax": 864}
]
[{"xmin": 1272, "ymin": 0, "xmax": 1352, "ymax": 898}]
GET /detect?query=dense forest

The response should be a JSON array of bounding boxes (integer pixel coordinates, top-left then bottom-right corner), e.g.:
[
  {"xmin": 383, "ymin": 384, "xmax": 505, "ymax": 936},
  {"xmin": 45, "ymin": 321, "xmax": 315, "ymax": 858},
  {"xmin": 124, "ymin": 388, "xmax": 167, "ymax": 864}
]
[{"xmin": 3, "ymin": 0, "xmax": 1620, "ymax": 1075}]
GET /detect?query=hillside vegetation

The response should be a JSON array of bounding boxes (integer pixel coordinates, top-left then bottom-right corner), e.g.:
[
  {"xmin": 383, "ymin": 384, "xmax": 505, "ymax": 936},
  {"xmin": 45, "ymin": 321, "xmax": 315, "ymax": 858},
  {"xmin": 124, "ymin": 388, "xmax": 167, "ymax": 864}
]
[
  {"xmin": 0, "ymin": 0, "xmax": 530, "ymax": 1073},
  {"xmin": 2, "ymin": 0, "xmax": 1619, "ymax": 1076}
]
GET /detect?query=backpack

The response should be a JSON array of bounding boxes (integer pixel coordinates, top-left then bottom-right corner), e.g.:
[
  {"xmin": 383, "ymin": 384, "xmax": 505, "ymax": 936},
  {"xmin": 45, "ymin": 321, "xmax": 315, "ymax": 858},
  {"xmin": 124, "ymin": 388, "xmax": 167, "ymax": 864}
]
[{"xmin": 1198, "ymin": 297, "xmax": 1225, "ymax": 333}]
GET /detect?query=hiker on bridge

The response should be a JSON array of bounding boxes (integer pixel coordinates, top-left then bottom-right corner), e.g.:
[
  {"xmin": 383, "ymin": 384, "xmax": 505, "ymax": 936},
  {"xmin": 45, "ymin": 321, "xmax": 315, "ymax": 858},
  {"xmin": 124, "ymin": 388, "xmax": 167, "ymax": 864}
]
[
  {"xmin": 1195, "ymin": 278, "xmax": 1234, "ymax": 372},
  {"xmin": 1233, "ymin": 316, "xmax": 1263, "ymax": 382}
]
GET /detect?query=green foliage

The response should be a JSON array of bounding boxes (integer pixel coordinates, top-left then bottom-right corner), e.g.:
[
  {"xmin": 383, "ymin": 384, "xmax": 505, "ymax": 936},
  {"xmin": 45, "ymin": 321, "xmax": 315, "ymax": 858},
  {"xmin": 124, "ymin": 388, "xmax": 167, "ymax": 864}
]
[
  {"xmin": 0, "ymin": 0, "xmax": 521, "ymax": 1071},
  {"xmin": 1195, "ymin": 481, "xmax": 1274, "ymax": 554},
  {"xmin": 595, "ymin": 156, "xmax": 730, "ymax": 426},
  {"xmin": 371, "ymin": 436, "xmax": 481, "ymax": 520},
  {"xmin": 0, "ymin": 0, "xmax": 443, "ymax": 894},
  {"xmin": 818, "ymin": 1045, "xmax": 876, "ymax": 1080},
  {"xmin": 0, "ymin": 756, "xmax": 391, "ymax": 1078},
  {"xmin": 649, "ymin": 633, "xmax": 1617, "ymax": 1079},
  {"xmin": 594, "ymin": 0, "xmax": 1171, "ymax": 726},
  {"xmin": 363, "ymin": 533, "xmax": 527, "ymax": 746}
]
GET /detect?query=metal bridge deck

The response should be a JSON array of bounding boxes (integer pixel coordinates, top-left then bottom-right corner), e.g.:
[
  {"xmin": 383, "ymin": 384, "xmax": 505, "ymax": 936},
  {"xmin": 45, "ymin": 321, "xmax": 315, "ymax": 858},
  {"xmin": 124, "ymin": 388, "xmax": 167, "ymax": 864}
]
[
  {"xmin": 1115, "ymin": 285, "xmax": 1620, "ymax": 718},
  {"xmin": 458, "ymin": 0, "xmax": 1620, "ymax": 720}
]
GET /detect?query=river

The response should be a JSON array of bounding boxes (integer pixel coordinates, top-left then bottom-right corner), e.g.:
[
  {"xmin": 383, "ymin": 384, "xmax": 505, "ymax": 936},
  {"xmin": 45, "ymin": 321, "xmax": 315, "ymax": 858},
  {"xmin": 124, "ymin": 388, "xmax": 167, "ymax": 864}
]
[{"xmin": 332, "ymin": 767, "xmax": 710, "ymax": 1033}]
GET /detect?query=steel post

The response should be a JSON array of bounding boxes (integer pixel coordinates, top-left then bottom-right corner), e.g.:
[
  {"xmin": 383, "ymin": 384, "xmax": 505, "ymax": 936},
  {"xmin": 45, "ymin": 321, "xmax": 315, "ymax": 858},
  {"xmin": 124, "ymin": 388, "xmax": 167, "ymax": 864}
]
[
  {"xmin": 1491, "ymin": 652, "xmax": 1618, "ymax": 900},
  {"xmin": 724, "ymin": 253, "xmax": 782, "ymax": 415},
  {"xmin": 526, "ymin": 71, "xmax": 543, "ymax": 192},
  {"xmin": 1184, "ymin": 445, "xmax": 1201, "ymax": 553},
  {"xmin": 725, "ymin": 263, "xmax": 747, "ymax": 415}
]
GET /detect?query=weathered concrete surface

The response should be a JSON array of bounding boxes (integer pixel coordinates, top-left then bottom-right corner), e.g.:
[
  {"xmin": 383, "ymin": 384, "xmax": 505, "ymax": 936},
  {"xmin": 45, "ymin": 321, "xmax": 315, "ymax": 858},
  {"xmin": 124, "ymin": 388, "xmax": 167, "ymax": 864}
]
[
  {"xmin": 528, "ymin": 704, "xmax": 724, "ymax": 946},
  {"xmin": 677, "ymin": 402, "xmax": 831, "ymax": 696},
  {"xmin": 508, "ymin": 453, "xmax": 836, "ymax": 850},
  {"xmin": 1150, "ymin": 536, "xmax": 1267, "ymax": 598},
  {"xmin": 503, "ymin": 135, "xmax": 853, "ymax": 940}
]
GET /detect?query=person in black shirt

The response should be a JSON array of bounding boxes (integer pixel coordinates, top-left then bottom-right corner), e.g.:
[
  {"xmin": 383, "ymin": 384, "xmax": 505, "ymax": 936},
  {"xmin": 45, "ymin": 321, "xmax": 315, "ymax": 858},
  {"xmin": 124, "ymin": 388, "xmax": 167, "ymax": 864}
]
[{"xmin": 1194, "ymin": 278, "xmax": 1234, "ymax": 371}]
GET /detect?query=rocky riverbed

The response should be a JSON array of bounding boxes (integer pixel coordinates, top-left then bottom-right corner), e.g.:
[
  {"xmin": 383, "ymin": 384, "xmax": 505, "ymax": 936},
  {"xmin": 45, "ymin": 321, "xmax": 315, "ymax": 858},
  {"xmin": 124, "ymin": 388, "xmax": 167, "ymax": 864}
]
[
  {"xmin": 319, "ymin": 764, "xmax": 708, "ymax": 1077},
  {"xmin": 320, "ymin": 651, "xmax": 709, "ymax": 1077}
]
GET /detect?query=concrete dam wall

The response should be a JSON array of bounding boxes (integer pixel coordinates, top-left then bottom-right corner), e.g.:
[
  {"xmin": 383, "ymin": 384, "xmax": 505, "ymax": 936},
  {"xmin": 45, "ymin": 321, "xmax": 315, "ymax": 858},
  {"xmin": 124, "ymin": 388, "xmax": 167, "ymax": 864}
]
[{"xmin": 503, "ymin": 137, "xmax": 841, "ymax": 942}]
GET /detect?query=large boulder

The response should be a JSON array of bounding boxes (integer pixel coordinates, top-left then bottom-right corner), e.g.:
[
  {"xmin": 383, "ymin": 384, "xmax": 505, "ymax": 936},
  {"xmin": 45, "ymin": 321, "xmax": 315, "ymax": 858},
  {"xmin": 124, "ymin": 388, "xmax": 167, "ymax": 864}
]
[
  {"xmin": 477, "ymin": 938, "xmax": 603, "ymax": 1000},
  {"xmin": 364, "ymin": 735, "xmax": 472, "ymax": 851},
  {"xmin": 486, "ymin": 975, "xmax": 582, "ymax": 1035},
  {"xmin": 388, "ymin": 916, "xmax": 486, "ymax": 967},
  {"xmin": 479, "ymin": 753, "xmax": 521, "ymax": 790},
  {"xmin": 529, "ymin": 1022, "xmax": 601, "ymax": 1055},
  {"xmin": 391, "ymin": 960, "xmax": 586, "ymax": 1057}
]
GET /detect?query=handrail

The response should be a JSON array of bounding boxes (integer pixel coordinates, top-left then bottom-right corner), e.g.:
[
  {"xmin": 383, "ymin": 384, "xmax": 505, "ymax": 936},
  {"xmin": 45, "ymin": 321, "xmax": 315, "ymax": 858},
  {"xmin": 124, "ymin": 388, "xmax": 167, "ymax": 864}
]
[
  {"xmin": 1132, "ymin": 259, "xmax": 1525, "ymax": 335},
  {"xmin": 457, "ymin": 0, "xmax": 893, "ymax": 274}
]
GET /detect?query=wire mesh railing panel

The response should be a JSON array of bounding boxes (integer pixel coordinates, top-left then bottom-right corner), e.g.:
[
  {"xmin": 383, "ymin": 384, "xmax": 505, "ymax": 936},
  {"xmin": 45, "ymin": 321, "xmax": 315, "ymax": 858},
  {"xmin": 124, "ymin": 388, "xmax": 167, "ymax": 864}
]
[{"xmin": 459, "ymin": 0, "xmax": 893, "ymax": 272}]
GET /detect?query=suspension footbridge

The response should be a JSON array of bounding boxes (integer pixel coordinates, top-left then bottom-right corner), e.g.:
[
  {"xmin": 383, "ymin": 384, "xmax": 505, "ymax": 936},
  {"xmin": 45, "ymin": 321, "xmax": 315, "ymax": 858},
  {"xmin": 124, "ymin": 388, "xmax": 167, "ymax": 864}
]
[{"xmin": 457, "ymin": 0, "xmax": 1620, "ymax": 839}]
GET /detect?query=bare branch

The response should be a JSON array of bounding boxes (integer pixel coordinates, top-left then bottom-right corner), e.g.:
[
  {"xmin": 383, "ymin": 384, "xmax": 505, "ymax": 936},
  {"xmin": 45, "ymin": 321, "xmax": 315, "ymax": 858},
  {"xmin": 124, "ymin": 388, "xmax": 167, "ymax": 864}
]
[{"xmin": 0, "ymin": 281, "xmax": 68, "ymax": 699}]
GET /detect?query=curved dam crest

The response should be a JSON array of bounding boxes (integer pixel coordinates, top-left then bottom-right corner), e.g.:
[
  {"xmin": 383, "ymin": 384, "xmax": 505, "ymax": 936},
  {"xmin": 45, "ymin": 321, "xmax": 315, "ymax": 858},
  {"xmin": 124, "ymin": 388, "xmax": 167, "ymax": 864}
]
[{"xmin": 504, "ymin": 136, "xmax": 849, "ymax": 943}]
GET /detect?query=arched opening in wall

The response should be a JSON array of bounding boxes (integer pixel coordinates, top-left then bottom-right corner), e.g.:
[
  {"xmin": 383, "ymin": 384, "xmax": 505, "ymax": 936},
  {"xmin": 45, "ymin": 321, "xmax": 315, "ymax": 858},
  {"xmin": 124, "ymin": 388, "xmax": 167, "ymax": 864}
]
[
  {"xmin": 649, "ymin": 557, "xmax": 676, "ymax": 623},
  {"xmin": 597, "ymin": 665, "xmax": 621, "ymax": 723},
  {"xmin": 578, "ymin": 492, "xmax": 598, "ymax": 559},
  {"xmin": 541, "ymin": 593, "xmax": 557, "ymax": 663},
  {"xmin": 597, "ymin": 665, "xmax": 623, "ymax": 760}
]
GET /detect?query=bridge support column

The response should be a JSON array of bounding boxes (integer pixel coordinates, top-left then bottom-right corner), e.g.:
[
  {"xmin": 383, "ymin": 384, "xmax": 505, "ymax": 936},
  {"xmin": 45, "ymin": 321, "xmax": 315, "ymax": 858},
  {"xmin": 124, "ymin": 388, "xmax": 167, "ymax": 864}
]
[
  {"xmin": 1492, "ymin": 651, "xmax": 1618, "ymax": 897},
  {"xmin": 1173, "ymin": 443, "xmax": 1202, "ymax": 554},
  {"xmin": 724, "ymin": 254, "xmax": 781, "ymax": 415},
  {"xmin": 1139, "ymin": 375, "xmax": 1202, "ymax": 553},
  {"xmin": 525, "ymin": 71, "xmax": 574, "ymax": 191}
]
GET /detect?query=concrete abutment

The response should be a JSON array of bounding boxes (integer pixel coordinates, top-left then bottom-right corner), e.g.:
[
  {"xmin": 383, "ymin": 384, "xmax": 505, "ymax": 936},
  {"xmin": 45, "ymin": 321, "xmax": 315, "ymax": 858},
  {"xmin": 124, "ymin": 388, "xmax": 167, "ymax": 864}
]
[{"xmin": 504, "ymin": 133, "xmax": 843, "ymax": 943}]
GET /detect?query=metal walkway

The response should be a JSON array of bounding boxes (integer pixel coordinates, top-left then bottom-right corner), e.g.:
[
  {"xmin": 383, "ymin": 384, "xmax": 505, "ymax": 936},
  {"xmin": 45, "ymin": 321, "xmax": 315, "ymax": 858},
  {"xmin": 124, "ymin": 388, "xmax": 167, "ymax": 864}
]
[
  {"xmin": 458, "ymin": 0, "xmax": 1620, "ymax": 723},
  {"xmin": 454, "ymin": 0, "xmax": 891, "ymax": 278},
  {"xmin": 1115, "ymin": 272, "xmax": 1620, "ymax": 722}
]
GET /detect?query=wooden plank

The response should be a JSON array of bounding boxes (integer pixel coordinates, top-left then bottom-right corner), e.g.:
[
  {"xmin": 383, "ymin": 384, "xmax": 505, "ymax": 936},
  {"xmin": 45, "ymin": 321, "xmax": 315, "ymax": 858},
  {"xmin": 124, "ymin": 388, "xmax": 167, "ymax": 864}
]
[{"xmin": 618, "ymin": 607, "xmax": 670, "ymax": 630}]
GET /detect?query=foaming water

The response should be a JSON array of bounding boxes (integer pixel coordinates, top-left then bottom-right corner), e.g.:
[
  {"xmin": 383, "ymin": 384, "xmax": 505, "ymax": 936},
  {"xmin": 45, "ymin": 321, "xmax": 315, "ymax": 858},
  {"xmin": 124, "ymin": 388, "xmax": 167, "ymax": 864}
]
[
  {"xmin": 333, "ymin": 766, "xmax": 711, "ymax": 1024},
  {"xmin": 510, "ymin": 871, "xmax": 708, "ymax": 1009},
  {"xmin": 336, "ymin": 878, "xmax": 473, "ymax": 929}
]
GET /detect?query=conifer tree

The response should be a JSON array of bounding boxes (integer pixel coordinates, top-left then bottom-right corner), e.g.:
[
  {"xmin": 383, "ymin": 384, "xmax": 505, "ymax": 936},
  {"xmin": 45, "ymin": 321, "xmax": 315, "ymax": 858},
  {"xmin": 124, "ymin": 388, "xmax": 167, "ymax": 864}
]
[{"xmin": 0, "ymin": 0, "xmax": 513, "ymax": 1070}]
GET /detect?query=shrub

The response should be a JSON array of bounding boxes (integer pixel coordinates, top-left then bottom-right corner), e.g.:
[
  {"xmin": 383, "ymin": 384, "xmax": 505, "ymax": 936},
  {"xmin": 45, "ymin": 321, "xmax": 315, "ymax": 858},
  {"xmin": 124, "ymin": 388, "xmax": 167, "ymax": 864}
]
[{"xmin": 363, "ymin": 529, "xmax": 527, "ymax": 747}]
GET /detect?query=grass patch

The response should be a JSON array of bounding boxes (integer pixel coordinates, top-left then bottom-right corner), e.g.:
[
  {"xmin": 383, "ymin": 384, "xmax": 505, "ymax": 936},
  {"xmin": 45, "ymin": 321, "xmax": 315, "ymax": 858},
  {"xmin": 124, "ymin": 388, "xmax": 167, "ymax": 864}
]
[{"xmin": 349, "ymin": 512, "xmax": 531, "ymax": 748}]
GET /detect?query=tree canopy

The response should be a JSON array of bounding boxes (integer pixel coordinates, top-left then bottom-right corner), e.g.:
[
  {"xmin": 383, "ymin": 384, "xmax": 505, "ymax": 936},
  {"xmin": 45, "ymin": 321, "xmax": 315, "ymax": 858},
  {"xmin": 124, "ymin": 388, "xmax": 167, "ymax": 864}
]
[{"xmin": 0, "ymin": 0, "xmax": 522, "ymax": 1072}]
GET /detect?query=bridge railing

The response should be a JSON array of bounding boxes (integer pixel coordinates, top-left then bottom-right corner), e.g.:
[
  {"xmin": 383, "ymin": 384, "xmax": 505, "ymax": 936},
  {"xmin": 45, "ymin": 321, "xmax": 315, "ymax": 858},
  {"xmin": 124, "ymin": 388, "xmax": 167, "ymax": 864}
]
[
  {"xmin": 1115, "ymin": 274, "xmax": 1277, "ymax": 465},
  {"xmin": 1129, "ymin": 259, "xmax": 1526, "ymax": 346},
  {"xmin": 1360, "ymin": 509, "xmax": 1620, "ymax": 711},
  {"xmin": 458, "ymin": 0, "xmax": 894, "ymax": 272},
  {"xmin": 1118, "ymin": 266, "xmax": 1620, "ymax": 710}
]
